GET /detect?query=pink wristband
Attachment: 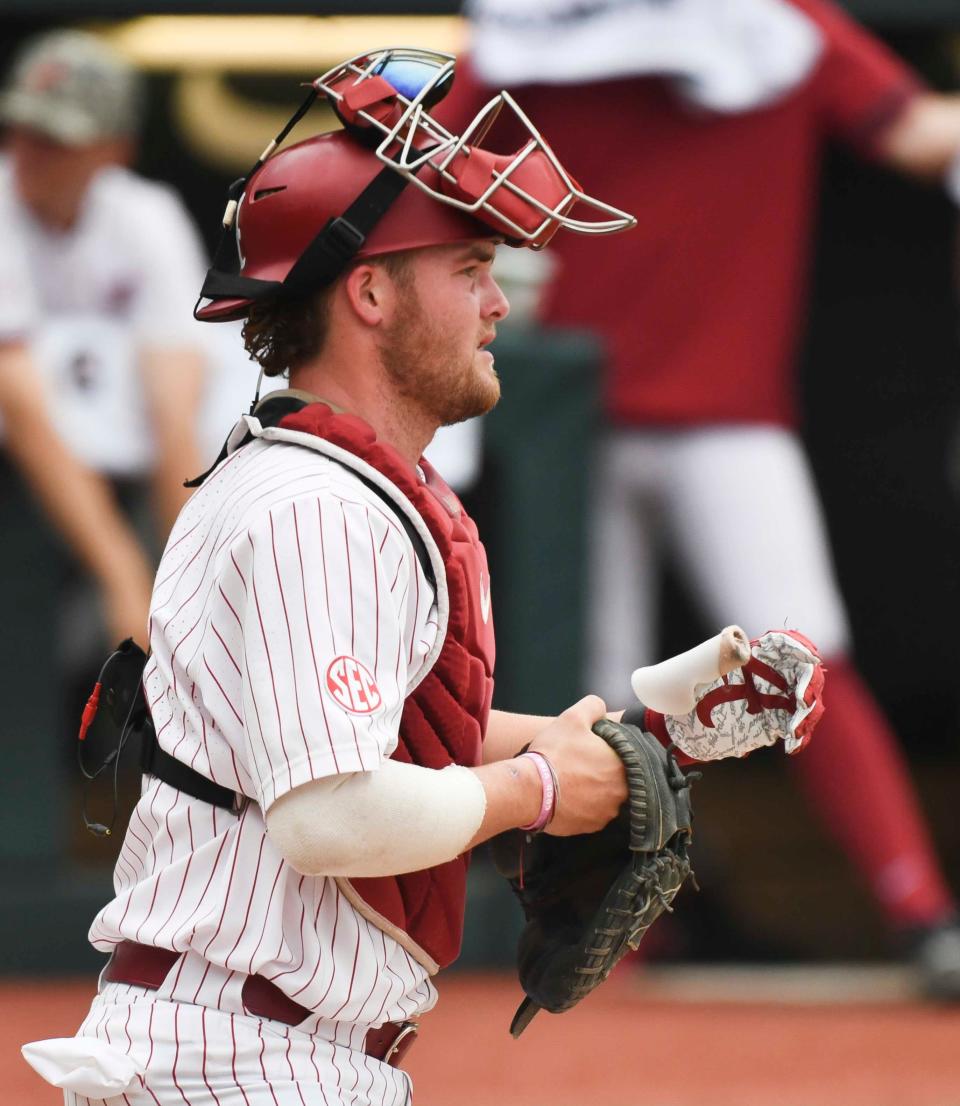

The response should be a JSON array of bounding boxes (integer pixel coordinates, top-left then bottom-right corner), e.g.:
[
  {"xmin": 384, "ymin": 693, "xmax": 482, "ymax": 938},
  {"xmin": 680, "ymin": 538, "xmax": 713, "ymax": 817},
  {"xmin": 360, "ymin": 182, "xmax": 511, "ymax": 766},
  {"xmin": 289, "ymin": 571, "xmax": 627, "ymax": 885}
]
[{"xmin": 518, "ymin": 751, "xmax": 558, "ymax": 833}]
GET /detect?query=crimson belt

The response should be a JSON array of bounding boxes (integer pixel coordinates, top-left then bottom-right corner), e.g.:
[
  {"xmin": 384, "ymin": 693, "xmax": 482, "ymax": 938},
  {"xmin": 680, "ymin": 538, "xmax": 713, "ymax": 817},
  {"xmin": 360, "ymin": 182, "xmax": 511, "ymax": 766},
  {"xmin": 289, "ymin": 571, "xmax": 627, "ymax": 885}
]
[{"xmin": 104, "ymin": 941, "xmax": 418, "ymax": 1068}]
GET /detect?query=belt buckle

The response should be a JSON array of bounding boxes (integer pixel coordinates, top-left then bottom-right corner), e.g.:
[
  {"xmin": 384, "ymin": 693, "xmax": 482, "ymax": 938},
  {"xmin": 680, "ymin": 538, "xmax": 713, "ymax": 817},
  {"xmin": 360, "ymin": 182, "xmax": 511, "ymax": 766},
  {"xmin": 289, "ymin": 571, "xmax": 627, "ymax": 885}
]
[{"xmin": 383, "ymin": 1021, "xmax": 418, "ymax": 1066}]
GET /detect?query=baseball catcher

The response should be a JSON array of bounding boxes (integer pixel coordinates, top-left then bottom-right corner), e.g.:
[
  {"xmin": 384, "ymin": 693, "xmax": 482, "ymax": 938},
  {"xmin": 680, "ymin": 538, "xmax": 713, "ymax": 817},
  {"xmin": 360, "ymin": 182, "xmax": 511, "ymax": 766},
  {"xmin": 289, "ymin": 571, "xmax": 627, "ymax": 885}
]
[{"xmin": 495, "ymin": 627, "xmax": 824, "ymax": 1034}]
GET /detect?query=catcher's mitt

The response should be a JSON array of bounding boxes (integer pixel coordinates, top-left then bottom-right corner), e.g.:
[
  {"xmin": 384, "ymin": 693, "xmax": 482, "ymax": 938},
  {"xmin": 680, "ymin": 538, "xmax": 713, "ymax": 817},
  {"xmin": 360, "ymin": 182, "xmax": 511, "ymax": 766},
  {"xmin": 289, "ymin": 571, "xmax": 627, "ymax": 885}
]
[{"xmin": 491, "ymin": 718, "xmax": 696, "ymax": 1036}]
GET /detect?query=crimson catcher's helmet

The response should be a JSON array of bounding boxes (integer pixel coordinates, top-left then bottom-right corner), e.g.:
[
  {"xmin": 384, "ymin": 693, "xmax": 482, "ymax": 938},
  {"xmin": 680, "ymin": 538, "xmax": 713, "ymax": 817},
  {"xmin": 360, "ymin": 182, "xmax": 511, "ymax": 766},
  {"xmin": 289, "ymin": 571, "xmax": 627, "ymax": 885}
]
[{"xmin": 195, "ymin": 48, "xmax": 636, "ymax": 323}]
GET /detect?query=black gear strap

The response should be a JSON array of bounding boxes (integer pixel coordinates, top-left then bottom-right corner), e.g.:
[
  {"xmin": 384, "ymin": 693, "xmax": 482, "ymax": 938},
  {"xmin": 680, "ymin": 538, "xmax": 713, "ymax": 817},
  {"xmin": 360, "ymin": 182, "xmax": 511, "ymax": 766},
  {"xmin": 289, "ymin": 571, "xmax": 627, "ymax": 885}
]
[
  {"xmin": 78, "ymin": 639, "xmax": 239, "ymax": 821},
  {"xmin": 140, "ymin": 710, "xmax": 238, "ymax": 811},
  {"xmin": 195, "ymin": 165, "xmax": 412, "ymax": 313},
  {"xmin": 282, "ymin": 167, "xmax": 410, "ymax": 295}
]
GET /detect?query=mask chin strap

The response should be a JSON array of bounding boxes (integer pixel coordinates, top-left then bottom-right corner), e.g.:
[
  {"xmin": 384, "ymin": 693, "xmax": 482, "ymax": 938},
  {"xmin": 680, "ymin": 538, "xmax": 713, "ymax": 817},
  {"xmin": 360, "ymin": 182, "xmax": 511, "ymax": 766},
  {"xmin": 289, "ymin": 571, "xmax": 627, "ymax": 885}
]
[{"xmin": 194, "ymin": 114, "xmax": 416, "ymax": 316}]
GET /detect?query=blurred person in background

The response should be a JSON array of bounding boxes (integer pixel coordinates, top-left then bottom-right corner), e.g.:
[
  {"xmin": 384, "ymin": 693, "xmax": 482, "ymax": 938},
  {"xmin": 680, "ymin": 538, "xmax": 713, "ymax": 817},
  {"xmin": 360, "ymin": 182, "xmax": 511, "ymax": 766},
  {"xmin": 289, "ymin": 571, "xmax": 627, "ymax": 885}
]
[
  {"xmin": 442, "ymin": 0, "xmax": 960, "ymax": 996},
  {"xmin": 0, "ymin": 28, "xmax": 210, "ymax": 652}
]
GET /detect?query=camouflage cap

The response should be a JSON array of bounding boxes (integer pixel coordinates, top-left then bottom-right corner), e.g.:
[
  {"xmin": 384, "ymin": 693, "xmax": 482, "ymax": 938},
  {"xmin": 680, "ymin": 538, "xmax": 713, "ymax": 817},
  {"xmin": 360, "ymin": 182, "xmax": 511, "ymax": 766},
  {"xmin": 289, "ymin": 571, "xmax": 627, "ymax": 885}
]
[{"xmin": 0, "ymin": 30, "xmax": 142, "ymax": 146}]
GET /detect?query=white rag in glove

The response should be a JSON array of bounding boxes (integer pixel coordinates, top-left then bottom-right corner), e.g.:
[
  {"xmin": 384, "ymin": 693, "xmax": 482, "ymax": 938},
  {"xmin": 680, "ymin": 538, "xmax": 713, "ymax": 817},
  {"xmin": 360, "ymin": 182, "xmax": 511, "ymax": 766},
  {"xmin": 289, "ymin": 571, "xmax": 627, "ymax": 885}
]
[{"xmin": 648, "ymin": 630, "xmax": 825, "ymax": 761}]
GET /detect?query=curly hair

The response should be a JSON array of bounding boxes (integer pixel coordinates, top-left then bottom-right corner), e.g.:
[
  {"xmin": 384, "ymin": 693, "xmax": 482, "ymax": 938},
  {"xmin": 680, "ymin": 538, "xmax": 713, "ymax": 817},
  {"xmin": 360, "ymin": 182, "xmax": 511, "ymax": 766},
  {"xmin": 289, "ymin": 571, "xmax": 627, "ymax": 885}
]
[
  {"xmin": 240, "ymin": 289, "xmax": 333, "ymax": 379},
  {"xmin": 240, "ymin": 253, "xmax": 413, "ymax": 379}
]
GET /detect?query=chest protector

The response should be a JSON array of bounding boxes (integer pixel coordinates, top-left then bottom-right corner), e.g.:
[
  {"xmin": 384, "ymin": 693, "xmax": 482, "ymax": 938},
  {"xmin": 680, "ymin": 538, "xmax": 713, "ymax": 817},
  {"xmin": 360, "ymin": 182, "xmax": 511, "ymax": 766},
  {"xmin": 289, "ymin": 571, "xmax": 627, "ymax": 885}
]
[{"xmin": 274, "ymin": 402, "xmax": 495, "ymax": 972}]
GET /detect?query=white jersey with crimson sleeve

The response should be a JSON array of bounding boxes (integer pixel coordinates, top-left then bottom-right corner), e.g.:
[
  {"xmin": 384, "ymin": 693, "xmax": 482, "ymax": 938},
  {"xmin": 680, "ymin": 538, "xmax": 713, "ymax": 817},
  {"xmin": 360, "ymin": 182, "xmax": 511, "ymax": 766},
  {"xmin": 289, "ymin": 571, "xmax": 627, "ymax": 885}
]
[{"xmin": 89, "ymin": 420, "xmax": 444, "ymax": 1030}]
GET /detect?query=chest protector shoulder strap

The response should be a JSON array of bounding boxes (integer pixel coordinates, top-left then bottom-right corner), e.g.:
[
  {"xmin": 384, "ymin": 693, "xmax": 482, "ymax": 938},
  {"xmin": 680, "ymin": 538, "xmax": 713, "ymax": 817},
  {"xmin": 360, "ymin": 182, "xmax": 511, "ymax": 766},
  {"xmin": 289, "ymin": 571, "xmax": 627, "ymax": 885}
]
[{"xmin": 276, "ymin": 403, "xmax": 496, "ymax": 973}]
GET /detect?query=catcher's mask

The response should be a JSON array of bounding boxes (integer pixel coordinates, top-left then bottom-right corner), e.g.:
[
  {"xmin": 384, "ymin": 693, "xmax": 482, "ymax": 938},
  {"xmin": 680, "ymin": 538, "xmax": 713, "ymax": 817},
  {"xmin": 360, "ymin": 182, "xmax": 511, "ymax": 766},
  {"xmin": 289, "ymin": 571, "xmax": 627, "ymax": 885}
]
[{"xmin": 195, "ymin": 47, "xmax": 636, "ymax": 323}]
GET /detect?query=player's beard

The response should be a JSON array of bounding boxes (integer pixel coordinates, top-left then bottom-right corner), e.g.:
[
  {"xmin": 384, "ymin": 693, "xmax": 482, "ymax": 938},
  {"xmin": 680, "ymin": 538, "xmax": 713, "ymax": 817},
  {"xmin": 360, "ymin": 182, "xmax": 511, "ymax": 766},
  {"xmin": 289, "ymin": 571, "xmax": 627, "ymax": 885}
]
[{"xmin": 377, "ymin": 278, "xmax": 501, "ymax": 428}]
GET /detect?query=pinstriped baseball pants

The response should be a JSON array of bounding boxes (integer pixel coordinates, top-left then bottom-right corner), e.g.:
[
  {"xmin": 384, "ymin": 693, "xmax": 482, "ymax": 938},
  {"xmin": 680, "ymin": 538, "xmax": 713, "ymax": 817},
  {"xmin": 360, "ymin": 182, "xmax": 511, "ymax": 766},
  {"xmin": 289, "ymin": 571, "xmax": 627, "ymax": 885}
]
[{"xmin": 64, "ymin": 983, "xmax": 413, "ymax": 1106}]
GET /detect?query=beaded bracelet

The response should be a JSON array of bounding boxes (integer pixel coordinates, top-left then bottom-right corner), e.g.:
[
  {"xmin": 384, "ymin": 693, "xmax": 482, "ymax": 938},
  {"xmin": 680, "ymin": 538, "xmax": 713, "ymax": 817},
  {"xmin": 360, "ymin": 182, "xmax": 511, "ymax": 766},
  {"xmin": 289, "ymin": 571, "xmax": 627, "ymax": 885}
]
[{"xmin": 517, "ymin": 751, "xmax": 559, "ymax": 833}]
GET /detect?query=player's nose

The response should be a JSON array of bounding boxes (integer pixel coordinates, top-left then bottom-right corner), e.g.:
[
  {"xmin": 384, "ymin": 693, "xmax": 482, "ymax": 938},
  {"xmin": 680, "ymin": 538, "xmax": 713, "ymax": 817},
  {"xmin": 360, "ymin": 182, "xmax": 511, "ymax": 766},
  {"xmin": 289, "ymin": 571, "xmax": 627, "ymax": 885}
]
[{"xmin": 482, "ymin": 272, "xmax": 510, "ymax": 323}]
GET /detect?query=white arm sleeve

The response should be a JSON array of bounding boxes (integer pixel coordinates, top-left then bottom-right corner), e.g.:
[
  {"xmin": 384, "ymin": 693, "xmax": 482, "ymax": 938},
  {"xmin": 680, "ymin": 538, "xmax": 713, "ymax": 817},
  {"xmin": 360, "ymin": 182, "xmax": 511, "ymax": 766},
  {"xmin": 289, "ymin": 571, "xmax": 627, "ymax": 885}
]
[{"xmin": 265, "ymin": 759, "xmax": 487, "ymax": 877}]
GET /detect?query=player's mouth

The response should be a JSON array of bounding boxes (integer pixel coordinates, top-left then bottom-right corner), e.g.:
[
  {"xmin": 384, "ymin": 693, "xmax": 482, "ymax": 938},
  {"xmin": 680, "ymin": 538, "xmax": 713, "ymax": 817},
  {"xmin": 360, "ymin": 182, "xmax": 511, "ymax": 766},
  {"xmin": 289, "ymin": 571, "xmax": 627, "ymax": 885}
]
[{"xmin": 477, "ymin": 332, "xmax": 496, "ymax": 367}]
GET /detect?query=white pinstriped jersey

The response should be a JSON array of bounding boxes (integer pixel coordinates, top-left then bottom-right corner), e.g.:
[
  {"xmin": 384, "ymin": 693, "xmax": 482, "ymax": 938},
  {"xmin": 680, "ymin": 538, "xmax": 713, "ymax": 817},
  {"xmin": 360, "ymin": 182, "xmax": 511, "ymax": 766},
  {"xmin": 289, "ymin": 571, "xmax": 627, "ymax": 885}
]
[{"xmin": 89, "ymin": 423, "xmax": 444, "ymax": 1028}]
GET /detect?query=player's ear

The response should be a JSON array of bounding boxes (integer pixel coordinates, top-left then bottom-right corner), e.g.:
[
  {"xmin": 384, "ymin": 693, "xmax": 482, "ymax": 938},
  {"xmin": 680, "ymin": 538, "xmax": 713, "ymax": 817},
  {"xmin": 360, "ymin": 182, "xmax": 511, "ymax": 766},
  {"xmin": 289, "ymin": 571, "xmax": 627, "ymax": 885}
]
[{"xmin": 343, "ymin": 263, "xmax": 391, "ymax": 328}]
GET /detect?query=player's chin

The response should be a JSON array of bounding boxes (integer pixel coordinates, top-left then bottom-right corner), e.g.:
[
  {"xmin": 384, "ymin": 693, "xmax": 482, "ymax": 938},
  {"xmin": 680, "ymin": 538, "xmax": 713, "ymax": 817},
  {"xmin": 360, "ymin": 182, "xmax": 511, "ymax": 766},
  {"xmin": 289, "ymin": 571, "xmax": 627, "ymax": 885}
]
[
  {"xmin": 476, "ymin": 348, "xmax": 499, "ymax": 381},
  {"xmin": 475, "ymin": 356, "xmax": 501, "ymax": 404},
  {"xmin": 453, "ymin": 363, "xmax": 500, "ymax": 422},
  {"xmin": 439, "ymin": 388, "xmax": 499, "ymax": 427}
]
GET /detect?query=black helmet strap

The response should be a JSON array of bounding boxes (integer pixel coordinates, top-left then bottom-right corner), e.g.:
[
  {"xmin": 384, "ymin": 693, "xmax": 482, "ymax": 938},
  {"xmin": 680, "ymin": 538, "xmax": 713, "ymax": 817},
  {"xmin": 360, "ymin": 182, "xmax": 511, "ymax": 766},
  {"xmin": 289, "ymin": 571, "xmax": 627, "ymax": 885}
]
[{"xmin": 194, "ymin": 160, "xmax": 413, "ymax": 317}]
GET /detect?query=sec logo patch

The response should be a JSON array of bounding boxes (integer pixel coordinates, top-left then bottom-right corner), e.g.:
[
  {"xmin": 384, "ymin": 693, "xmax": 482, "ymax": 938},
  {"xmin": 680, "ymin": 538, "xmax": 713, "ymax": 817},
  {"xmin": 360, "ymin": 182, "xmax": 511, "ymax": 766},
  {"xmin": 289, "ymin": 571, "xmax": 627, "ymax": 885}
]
[{"xmin": 325, "ymin": 655, "xmax": 382, "ymax": 714}]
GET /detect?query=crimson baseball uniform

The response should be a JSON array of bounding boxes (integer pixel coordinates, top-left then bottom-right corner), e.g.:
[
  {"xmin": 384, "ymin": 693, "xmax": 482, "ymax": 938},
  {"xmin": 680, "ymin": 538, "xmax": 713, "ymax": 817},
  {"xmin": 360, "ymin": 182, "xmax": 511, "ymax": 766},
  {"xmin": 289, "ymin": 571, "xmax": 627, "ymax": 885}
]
[
  {"xmin": 50, "ymin": 400, "xmax": 495, "ymax": 1104},
  {"xmin": 442, "ymin": 0, "xmax": 958, "ymax": 935}
]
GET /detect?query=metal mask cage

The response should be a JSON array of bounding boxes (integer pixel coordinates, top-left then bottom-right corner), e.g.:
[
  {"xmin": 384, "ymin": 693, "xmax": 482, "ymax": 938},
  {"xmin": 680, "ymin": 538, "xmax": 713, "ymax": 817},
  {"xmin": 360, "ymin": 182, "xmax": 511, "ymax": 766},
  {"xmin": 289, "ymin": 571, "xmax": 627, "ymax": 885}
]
[
  {"xmin": 196, "ymin": 46, "xmax": 637, "ymax": 322},
  {"xmin": 314, "ymin": 48, "xmax": 637, "ymax": 248},
  {"xmin": 315, "ymin": 48, "xmax": 460, "ymax": 167}
]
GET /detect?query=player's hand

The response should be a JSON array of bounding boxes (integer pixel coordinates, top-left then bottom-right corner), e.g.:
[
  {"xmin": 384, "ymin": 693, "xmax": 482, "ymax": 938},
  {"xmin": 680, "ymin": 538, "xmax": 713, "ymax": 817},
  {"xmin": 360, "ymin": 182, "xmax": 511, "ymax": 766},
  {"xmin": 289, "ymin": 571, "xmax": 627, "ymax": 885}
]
[
  {"xmin": 528, "ymin": 695, "xmax": 628, "ymax": 836},
  {"xmin": 102, "ymin": 570, "xmax": 152, "ymax": 648}
]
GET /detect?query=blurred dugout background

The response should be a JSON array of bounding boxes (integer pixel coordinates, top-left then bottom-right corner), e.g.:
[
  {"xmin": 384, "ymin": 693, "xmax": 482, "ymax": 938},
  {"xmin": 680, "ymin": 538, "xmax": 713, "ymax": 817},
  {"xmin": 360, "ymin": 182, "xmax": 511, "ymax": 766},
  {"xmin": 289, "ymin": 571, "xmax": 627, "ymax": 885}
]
[{"xmin": 0, "ymin": 0, "xmax": 959, "ymax": 979}]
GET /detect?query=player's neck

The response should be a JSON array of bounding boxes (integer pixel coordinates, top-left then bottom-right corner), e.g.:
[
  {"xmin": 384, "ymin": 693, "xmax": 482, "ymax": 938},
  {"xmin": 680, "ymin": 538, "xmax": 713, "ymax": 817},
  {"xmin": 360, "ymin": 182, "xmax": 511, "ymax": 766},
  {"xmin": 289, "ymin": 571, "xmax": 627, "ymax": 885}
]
[{"xmin": 288, "ymin": 357, "xmax": 436, "ymax": 470}]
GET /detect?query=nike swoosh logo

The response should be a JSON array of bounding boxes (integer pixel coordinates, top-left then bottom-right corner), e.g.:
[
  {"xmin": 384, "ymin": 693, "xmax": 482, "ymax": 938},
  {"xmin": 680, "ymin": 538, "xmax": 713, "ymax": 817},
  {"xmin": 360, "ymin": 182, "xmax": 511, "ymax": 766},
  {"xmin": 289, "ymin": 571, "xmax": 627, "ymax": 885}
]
[{"xmin": 479, "ymin": 570, "xmax": 491, "ymax": 625}]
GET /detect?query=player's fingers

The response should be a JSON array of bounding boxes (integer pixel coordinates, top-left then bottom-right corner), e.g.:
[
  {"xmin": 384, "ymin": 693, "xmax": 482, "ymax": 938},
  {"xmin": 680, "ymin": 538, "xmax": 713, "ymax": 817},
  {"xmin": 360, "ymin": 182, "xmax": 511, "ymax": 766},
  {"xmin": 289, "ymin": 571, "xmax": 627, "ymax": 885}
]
[{"xmin": 560, "ymin": 694, "xmax": 608, "ymax": 729}]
